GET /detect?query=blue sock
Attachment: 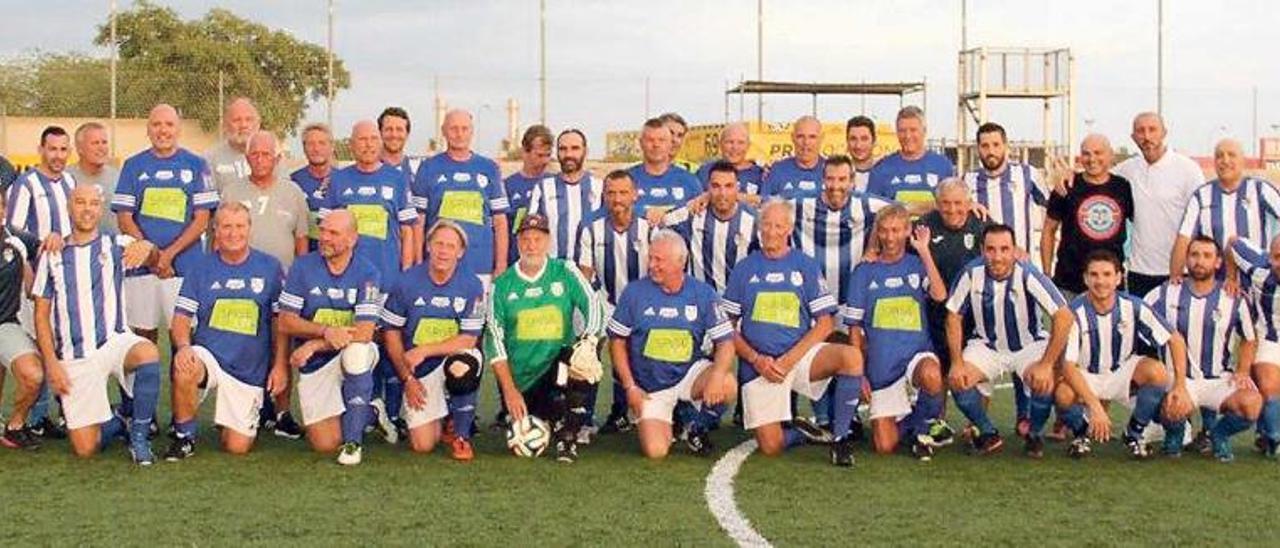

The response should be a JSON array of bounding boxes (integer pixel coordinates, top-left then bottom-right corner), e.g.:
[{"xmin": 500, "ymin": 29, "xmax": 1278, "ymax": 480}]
[
  {"xmin": 26, "ymin": 379, "xmax": 50, "ymax": 426},
  {"xmin": 175, "ymin": 419, "xmax": 198, "ymax": 440},
  {"xmin": 98, "ymin": 415, "xmax": 126, "ymax": 450},
  {"xmin": 1028, "ymin": 392, "xmax": 1053, "ymax": 436},
  {"xmin": 1212, "ymin": 411, "xmax": 1253, "ymax": 441},
  {"xmin": 118, "ymin": 391, "xmax": 134, "ymax": 418},
  {"xmin": 340, "ymin": 371, "xmax": 374, "ymax": 445},
  {"xmin": 1262, "ymin": 398, "xmax": 1280, "ymax": 442},
  {"xmin": 953, "ymin": 387, "xmax": 996, "ymax": 435},
  {"xmin": 830, "ymin": 374, "xmax": 863, "ymax": 441},
  {"xmin": 1060, "ymin": 404, "xmax": 1087, "ymax": 438},
  {"xmin": 1200, "ymin": 408, "xmax": 1218, "ymax": 432},
  {"xmin": 448, "ymin": 391, "xmax": 478, "ymax": 440},
  {"xmin": 129, "ymin": 362, "xmax": 161, "ymax": 438},
  {"xmin": 1162, "ymin": 417, "xmax": 1187, "ymax": 454},
  {"xmin": 609, "ymin": 377, "xmax": 627, "ymax": 419},
  {"xmin": 260, "ymin": 392, "xmax": 277, "ymax": 423},
  {"xmin": 782, "ymin": 425, "xmax": 806, "ymax": 449},
  {"xmin": 1012, "ymin": 375, "xmax": 1029, "ymax": 420},
  {"xmin": 674, "ymin": 401, "xmax": 697, "ymax": 428},
  {"xmin": 812, "ymin": 386, "xmax": 834, "ymax": 426},
  {"xmin": 1127, "ymin": 385, "xmax": 1167, "ymax": 439},
  {"xmin": 385, "ymin": 377, "xmax": 404, "ymax": 419},
  {"xmin": 904, "ymin": 390, "xmax": 944, "ymax": 438},
  {"xmin": 693, "ymin": 402, "xmax": 726, "ymax": 432}
]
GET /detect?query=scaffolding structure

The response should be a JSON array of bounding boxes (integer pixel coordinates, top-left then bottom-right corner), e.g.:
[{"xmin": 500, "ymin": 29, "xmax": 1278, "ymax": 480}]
[
  {"xmin": 724, "ymin": 79, "xmax": 927, "ymax": 124},
  {"xmin": 956, "ymin": 47, "xmax": 1075, "ymax": 172}
]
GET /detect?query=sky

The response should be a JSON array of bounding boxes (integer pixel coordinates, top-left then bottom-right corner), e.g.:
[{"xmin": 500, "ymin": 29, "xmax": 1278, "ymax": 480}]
[{"xmin": 2, "ymin": 0, "xmax": 1279, "ymax": 159}]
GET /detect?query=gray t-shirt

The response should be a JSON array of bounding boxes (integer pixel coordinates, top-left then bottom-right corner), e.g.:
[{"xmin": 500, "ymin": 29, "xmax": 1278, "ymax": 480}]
[
  {"xmin": 204, "ymin": 141, "xmax": 251, "ymax": 194},
  {"xmin": 65, "ymin": 163, "xmax": 121, "ymax": 232},
  {"xmin": 220, "ymin": 178, "xmax": 310, "ymax": 270}
]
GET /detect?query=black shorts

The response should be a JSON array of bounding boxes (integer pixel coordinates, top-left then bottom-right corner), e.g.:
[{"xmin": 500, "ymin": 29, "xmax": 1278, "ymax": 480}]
[{"xmin": 522, "ymin": 362, "xmax": 567, "ymax": 423}]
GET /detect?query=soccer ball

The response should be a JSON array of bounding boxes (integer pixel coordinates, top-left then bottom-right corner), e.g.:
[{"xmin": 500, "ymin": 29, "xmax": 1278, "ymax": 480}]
[{"xmin": 506, "ymin": 416, "xmax": 551, "ymax": 458}]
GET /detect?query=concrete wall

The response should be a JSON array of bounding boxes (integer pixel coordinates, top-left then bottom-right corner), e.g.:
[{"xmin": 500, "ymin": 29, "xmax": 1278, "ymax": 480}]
[{"xmin": 0, "ymin": 116, "xmax": 219, "ymax": 171}]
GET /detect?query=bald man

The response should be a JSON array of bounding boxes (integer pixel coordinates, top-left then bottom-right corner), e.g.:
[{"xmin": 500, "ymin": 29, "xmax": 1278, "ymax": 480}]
[
  {"xmin": 205, "ymin": 98, "xmax": 262, "ymax": 192},
  {"xmin": 1172, "ymin": 138, "xmax": 1280, "ymax": 285},
  {"xmin": 1041, "ymin": 134, "xmax": 1134, "ymax": 298},
  {"xmin": 114, "ymin": 104, "xmax": 218, "ymax": 343},
  {"xmin": 761, "ymin": 116, "xmax": 826, "ymax": 201},
  {"xmin": 695, "ymin": 122, "xmax": 764, "ymax": 197},
  {"xmin": 220, "ymin": 132, "xmax": 310, "ymax": 271}
]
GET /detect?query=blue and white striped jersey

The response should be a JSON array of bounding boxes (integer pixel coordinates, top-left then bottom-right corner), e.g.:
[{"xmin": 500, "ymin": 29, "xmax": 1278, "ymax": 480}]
[
  {"xmin": 964, "ymin": 163, "xmax": 1049, "ymax": 255},
  {"xmin": 32, "ymin": 234, "xmax": 133, "ymax": 361},
  {"xmin": 6, "ymin": 168, "xmax": 74, "ymax": 239},
  {"xmin": 1233, "ymin": 238, "xmax": 1280, "ymax": 341},
  {"xmin": 792, "ymin": 193, "xmax": 893, "ymax": 306},
  {"xmin": 1144, "ymin": 281, "xmax": 1255, "ymax": 380},
  {"xmin": 1064, "ymin": 293, "xmax": 1173, "ymax": 375},
  {"xmin": 575, "ymin": 212, "xmax": 655, "ymax": 305},
  {"xmin": 661, "ymin": 204, "xmax": 758, "ymax": 294},
  {"xmin": 1178, "ymin": 177, "xmax": 1280, "ymax": 254},
  {"xmin": 527, "ymin": 174, "xmax": 603, "ymax": 260},
  {"xmin": 945, "ymin": 258, "xmax": 1067, "ymax": 352}
]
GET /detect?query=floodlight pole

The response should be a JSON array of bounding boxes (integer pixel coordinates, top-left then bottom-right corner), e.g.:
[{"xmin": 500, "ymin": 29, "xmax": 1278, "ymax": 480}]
[
  {"xmin": 1157, "ymin": 0, "xmax": 1163, "ymax": 115},
  {"xmin": 109, "ymin": 0, "xmax": 118, "ymax": 160},
  {"xmin": 327, "ymin": 0, "xmax": 335, "ymax": 129},
  {"xmin": 756, "ymin": 0, "xmax": 763, "ymax": 124}
]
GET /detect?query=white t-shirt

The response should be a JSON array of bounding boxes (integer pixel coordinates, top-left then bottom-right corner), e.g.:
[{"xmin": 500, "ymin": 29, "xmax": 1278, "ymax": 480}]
[{"xmin": 1113, "ymin": 149, "xmax": 1205, "ymax": 275}]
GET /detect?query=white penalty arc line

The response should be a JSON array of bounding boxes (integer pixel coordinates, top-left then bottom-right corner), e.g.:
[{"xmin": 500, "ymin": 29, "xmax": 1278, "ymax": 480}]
[{"xmin": 704, "ymin": 439, "xmax": 773, "ymax": 548}]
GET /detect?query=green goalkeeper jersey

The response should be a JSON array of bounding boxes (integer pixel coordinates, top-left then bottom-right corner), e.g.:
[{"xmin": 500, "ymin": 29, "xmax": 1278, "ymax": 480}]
[{"xmin": 484, "ymin": 257, "xmax": 603, "ymax": 391}]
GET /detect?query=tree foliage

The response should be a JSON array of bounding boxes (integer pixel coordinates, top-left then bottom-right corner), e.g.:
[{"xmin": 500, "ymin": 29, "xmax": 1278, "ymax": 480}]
[{"xmin": 0, "ymin": 1, "xmax": 348, "ymax": 135}]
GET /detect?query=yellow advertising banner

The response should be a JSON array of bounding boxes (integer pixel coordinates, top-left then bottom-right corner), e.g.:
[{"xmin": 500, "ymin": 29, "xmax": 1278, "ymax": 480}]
[{"xmin": 607, "ymin": 121, "xmax": 900, "ymax": 165}]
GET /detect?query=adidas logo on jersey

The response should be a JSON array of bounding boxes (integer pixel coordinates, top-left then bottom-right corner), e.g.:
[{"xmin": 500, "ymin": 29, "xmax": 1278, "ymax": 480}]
[
  {"xmin": 310, "ymin": 287, "xmax": 323, "ymax": 296},
  {"xmin": 414, "ymin": 297, "xmax": 426, "ymax": 306},
  {"xmin": 869, "ymin": 281, "xmax": 880, "ymax": 290},
  {"xmin": 342, "ymin": 188, "xmax": 355, "ymax": 196},
  {"xmin": 643, "ymin": 307, "xmax": 656, "ymax": 317},
  {"xmin": 211, "ymin": 281, "xmax": 222, "ymax": 290}
]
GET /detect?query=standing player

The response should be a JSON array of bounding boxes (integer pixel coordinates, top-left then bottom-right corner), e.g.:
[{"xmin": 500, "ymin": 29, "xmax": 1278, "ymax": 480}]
[
  {"xmin": 113, "ymin": 104, "xmax": 219, "ymax": 343},
  {"xmin": 577, "ymin": 170, "xmax": 655, "ymax": 434},
  {"xmin": 290, "ymin": 123, "xmax": 336, "ymax": 252},
  {"xmin": 485, "ymin": 214, "xmax": 604, "ymax": 463},
  {"xmin": 629, "ymin": 118, "xmax": 702, "ymax": 226},
  {"xmin": 1231, "ymin": 235, "xmax": 1280, "ymax": 456},
  {"xmin": 867, "ymin": 106, "xmax": 954, "ymax": 215},
  {"xmin": 846, "ymin": 115, "xmax": 878, "ymax": 193},
  {"xmin": 918, "ymin": 179, "xmax": 987, "ymax": 377},
  {"xmin": 278, "ymin": 210, "xmax": 382, "ymax": 465},
  {"xmin": 413, "ymin": 109, "xmax": 510, "ymax": 282},
  {"xmin": 609, "ymin": 230, "xmax": 737, "ymax": 458},
  {"xmin": 761, "ymin": 116, "xmax": 826, "ymax": 201},
  {"xmin": 659, "ymin": 112, "xmax": 700, "ymax": 174},
  {"xmin": 165, "ymin": 202, "xmax": 287, "ymax": 459},
  {"xmin": 723, "ymin": 200, "xmax": 866, "ymax": 466},
  {"xmin": 963, "ymin": 122, "xmax": 1049, "ymax": 260},
  {"xmin": 383, "ymin": 220, "xmax": 485, "ymax": 460},
  {"xmin": 1148, "ymin": 236, "xmax": 1262, "ymax": 462},
  {"xmin": 844, "ymin": 204, "xmax": 952, "ymax": 460},
  {"xmin": 503, "ymin": 125, "xmax": 554, "ymax": 265},
  {"xmin": 0, "ymin": 189, "xmax": 43, "ymax": 449},
  {"xmin": 1055, "ymin": 250, "xmax": 1186, "ymax": 459},
  {"xmin": 662, "ymin": 161, "xmax": 758, "ymax": 293},
  {"xmin": 379, "ymin": 107, "xmax": 421, "ymax": 180},
  {"xmin": 204, "ymin": 98, "xmax": 262, "ymax": 193},
  {"xmin": 67, "ymin": 122, "xmax": 120, "ymax": 232},
  {"xmin": 945, "ymin": 224, "xmax": 1072, "ymax": 458},
  {"xmin": 8, "ymin": 126, "xmax": 75, "ymax": 246},
  {"xmin": 33, "ymin": 185, "xmax": 162, "ymax": 464},
  {"xmin": 695, "ymin": 123, "xmax": 764, "ymax": 198},
  {"xmin": 528, "ymin": 129, "xmax": 602, "ymax": 260}
]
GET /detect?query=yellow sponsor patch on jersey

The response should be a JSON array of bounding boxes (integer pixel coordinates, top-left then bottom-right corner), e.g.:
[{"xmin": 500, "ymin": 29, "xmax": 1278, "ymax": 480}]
[
  {"xmin": 413, "ymin": 318, "xmax": 460, "ymax": 346},
  {"xmin": 347, "ymin": 204, "xmax": 389, "ymax": 240},
  {"xmin": 871, "ymin": 295, "xmax": 923, "ymax": 331},
  {"xmin": 313, "ymin": 308, "xmax": 355, "ymax": 328},
  {"xmin": 208, "ymin": 299, "xmax": 260, "ymax": 336},
  {"xmin": 439, "ymin": 190, "xmax": 484, "ymax": 225},
  {"xmin": 751, "ymin": 291, "xmax": 801, "ymax": 328},
  {"xmin": 643, "ymin": 328, "xmax": 694, "ymax": 363},
  {"xmin": 140, "ymin": 187, "xmax": 188, "ymax": 222},
  {"xmin": 515, "ymin": 305, "xmax": 564, "ymax": 341},
  {"xmin": 895, "ymin": 190, "xmax": 935, "ymax": 205}
]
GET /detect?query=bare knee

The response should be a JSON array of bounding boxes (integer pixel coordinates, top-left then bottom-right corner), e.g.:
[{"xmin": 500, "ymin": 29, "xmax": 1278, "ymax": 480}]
[
  {"xmin": 71, "ymin": 440, "xmax": 99, "ymax": 459},
  {"xmin": 915, "ymin": 360, "xmax": 943, "ymax": 394},
  {"xmin": 1237, "ymin": 390, "xmax": 1264, "ymax": 420},
  {"xmin": 1054, "ymin": 382, "xmax": 1076, "ymax": 408},
  {"xmin": 640, "ymin": 440, "xmax": 670, "ymax": 460},
  {"xmin": 128, "ymin": 341, "xmax": 160, "ymax": 365},
  {"xmin": 409, "ymin": 437, "xmax": 437, "ymax": 454}
]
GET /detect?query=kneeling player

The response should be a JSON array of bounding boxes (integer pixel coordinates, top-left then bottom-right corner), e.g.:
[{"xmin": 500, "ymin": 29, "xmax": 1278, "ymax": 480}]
[
  {"xmin": 1231, "ymin": 236, "xmax": 1280, "ymax": 457},
  {"xmin": 279, "ymin": 210, "xmax": 382, "ymax": 465},
  {"xmin": 844, "ymin": 204, "xmax": 952, "ymax": 460},
  {"xmin": 32, "ymin": 185, "xmax": 162, "ymax": 464},
  {"xmin": 723, "ymin": 200, "xmax": 865, "ymax": 466},
  {"xmin": 1055, "ymin": 250, "xmax": 1188, "ymax": 459},
  {"xmin": 609, "ymin": 229, "xmax": 737, "ymax": 458},
  {"xmin": 945, "ymin": 224, "xmax": 1072, "ymax": 458},
  {"xmin": 1148, "ymin": 236, "xmax": 1262, "ymax": 462},
  {"xmin": 166, "ymin": 202, "xmax": 287, "ymax": 459},
  {"xmin": 486, "ymin": 214, "xmax": 604, "ymax": 463},
  {"xmin": 383, "ymin": 220, "xmax": 486, "ymax": 460}
]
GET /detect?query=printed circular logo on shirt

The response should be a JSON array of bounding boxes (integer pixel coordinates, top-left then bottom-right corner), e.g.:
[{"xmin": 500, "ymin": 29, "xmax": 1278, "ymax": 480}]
[{"xmin": 1075, "ymin": 194, "xmax": 1123, "ymax": 240}]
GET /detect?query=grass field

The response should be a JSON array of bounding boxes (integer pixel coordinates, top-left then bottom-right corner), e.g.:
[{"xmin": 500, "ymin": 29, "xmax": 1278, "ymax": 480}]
[{"xmin": 1, "ymin": 361, "xmax": 1277, "ymax": 546}]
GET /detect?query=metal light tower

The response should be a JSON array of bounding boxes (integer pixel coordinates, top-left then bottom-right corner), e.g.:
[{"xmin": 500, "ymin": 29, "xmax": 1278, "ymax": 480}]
[
  {"xmin": 109, "ymin": 0, "xmax": 118, "ymax": 160},
  {"xmin": 327, "ymin": 0, "xmax": 335, "ymax": 129}
]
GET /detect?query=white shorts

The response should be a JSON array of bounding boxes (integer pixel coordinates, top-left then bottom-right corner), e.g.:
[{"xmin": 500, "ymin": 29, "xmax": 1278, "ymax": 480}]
[
  {"xmin": 0, "ymin": 322, "xmax": 38, "ymax": 370},
  {"xmin": 869, "ymin": 352, "xmax": 936, "ymax": 421},
  {"xmin": 742, "ymin": 343, "xmax": 833, "ymax": 430},
  {"xmin": 640, "ymin": 359, "xmax": 713, "ymax": 424},
  {"xmin": 296, "ymin": 342, "xmax": 379, "ymax": 426},
  {"xmin": 61, "ymin": 332, "xmax": 146, "ymax": 431},
  {"xmin": 1187, "ymin": 377, "xmax": 1241, "ymax": 413},
  {"xmin": 190, "ymin": 346, "xmax": 265, "ymax": 438},
  {"xmin": 123, "ymin": 275, "xmax": 183, "ymax": 330},
  {"xmin": 1081, "ymin": 356, "xmax": 1143, "ymax": 404},
  {"xmin": 962, "ymin": 339, "xmax": 1050, "ymax": 396},
  {"xmin": 1257, "ymin": 339, "xmax": 1280, "ymax": 366},
  {"xmin": 401, "ymin": 366, "xmax": 449, "ymax": 429}
]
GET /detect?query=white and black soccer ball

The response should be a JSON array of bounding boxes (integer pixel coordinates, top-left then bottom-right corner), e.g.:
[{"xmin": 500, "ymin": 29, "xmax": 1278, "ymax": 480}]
[{"xmin": 506, "ymin": 415, "xmax": 551, "ymax": 458}]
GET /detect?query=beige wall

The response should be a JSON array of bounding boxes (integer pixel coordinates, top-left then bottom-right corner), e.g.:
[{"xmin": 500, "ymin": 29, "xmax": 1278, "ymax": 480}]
[{"xmin": 0, "ymin": 116, "xmax": 219, "ymax": 171}]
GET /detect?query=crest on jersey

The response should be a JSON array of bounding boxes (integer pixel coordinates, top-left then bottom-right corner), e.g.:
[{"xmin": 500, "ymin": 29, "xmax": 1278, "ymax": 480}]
[
  {"xmin": 685, "ymin": 305, "xmax": 698, "ymax": 321},
  {"xmin": 2, "ymin": 248, "xmax": 12, "ymax": 264},
  {"xmin": 251, "ymin": 278, "xmax": 265, "ymax": 294},
  {"xmin": 964, "ymin": 234, "xmax": 975, "ymax": 249},
  {"xmin": 382, "ymin": 186, "xmax": 395, "ymax": 200},
  {"xmin": 907, "ymin": 274, "xmax": 920, "ymax": 289},
  {"xmin": 453, "ymin": 297, "xmax": 466, "ymax": 313},
  {"xmin": 673, "ymin": 188, "xmax": 685, "ymax": 200},
  {"xmin": 550, "ymin": 281, "xmax": 564, "ymax": 297},
  {"xmin": 179, "ymin": 169, "xmax": 192, "ymax": 184},
  {"xmin": 478, "ymin": 174, "xmax": 489, "ymax": 186},
  {"xmin": 790, "ymin": 271, "xmax": 803, "ymax": 287},
  {"xmin": 346, "ymin": 288, "xmax": 357, "ymax": 304}
]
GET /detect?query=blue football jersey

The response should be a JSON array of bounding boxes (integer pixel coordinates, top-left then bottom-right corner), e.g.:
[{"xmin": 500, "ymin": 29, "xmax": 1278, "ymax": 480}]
[
  {"xmin": 608, "ymin": 276, "xmax": 734, "ymax": 392},
  {"xmin": 322, "ymin": 164, "xmax": 417, "ymax": 277},
  {"xmin": 381, "ymin": 264, "xmax": 485, "ymax": 378},
  {"xmin": 278, "ymin": 253, "xmax": 383, "ymax": 374},
  {"xmin": 843, "ymin": 254, "xmax": 934, "ymax": 390},
  {"xmin": 413, "ymin": 153, "xmax": 508, "ymax": 275},
  {"xmin": 112, "ymin": 148, "xmax": 219, "ymax": 275}
]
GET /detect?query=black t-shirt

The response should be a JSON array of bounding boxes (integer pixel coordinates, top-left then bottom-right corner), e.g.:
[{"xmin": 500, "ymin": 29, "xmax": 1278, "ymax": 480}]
[
  {"xmin": 0, "ymin": 228, "xmax": 38, "ymax": 325},
  {"xmin": 1047, "ymin": 174, "xmax": 1134, "ymax": 293}
]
